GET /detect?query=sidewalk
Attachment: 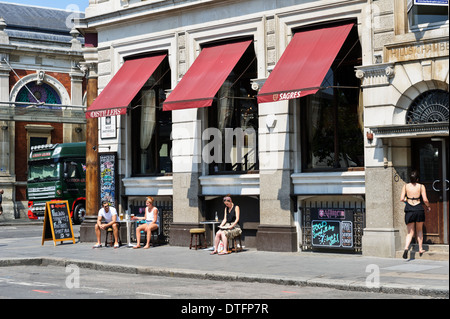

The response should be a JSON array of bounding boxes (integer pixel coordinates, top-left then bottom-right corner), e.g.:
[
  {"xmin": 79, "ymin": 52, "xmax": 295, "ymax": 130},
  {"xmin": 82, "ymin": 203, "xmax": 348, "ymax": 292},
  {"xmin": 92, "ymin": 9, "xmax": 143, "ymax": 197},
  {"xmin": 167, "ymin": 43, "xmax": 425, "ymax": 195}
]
[{"xmin": 0, "ymin": 221, "xmax": 448, "ymax": 298}]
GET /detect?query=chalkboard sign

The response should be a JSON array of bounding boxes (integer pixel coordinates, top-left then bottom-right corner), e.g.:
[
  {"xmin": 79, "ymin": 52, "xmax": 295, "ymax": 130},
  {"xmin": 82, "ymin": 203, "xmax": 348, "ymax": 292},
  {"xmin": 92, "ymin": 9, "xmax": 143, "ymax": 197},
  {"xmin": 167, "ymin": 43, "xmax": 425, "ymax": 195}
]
[
  {"xmin": 41, "ymin": 200, "xmax": 76, "ymax": 246},
  {"xmin": 310, "ymin": 208, "xmax": 354, "ymax": 249}
]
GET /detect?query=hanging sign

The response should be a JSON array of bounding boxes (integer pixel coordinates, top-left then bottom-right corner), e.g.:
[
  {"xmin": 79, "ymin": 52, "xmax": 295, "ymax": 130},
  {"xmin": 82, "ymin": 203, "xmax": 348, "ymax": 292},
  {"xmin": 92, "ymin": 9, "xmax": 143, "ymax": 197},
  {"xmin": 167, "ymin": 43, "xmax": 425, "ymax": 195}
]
[{"xmin": 41, "ymin": 200, "xmax": 76, "ymax": 246}]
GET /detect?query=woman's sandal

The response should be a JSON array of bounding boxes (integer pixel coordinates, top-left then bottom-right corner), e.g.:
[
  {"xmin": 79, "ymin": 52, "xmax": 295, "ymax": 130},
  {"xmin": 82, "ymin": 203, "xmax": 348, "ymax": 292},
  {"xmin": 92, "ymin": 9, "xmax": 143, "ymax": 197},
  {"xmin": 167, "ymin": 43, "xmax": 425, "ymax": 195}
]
[
  {"xmin": 402, "ymin": 249, "xmax": 408, "ymax": 259},
  {"xmin": 210, "ymin": 251, "xmax": 218, "ymax": 255},
  {"xmin": 419, "ymin": 249, "xmax": 426, "ymax": 256}
]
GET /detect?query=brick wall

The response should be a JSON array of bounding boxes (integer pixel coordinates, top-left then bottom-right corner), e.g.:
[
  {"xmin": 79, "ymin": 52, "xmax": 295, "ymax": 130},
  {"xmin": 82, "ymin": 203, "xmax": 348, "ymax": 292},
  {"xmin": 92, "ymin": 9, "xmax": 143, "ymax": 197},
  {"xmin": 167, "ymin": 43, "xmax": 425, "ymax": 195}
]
[
  {"xmin": 9, "ymin": 70, "xmax": 72, "ymax": 98},
  {"xmin": 10, "ymin": 69, "xmax": 70, "ymax": 201}
]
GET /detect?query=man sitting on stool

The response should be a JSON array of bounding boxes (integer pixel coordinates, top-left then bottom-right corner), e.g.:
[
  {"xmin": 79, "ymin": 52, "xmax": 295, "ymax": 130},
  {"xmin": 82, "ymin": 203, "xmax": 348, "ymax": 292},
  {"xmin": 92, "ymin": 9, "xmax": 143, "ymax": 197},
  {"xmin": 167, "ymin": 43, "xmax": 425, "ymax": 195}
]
[{"xmin": 93, "ymin": 201, "xmax": 120, "ymax": 248}]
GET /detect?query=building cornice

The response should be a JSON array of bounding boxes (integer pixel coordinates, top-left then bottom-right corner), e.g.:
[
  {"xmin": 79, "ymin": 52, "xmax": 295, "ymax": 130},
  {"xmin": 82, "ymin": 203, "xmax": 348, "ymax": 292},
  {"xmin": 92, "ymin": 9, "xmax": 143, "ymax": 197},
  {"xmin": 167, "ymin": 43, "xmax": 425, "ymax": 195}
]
[
  {"xmin": 76, "ymin": 0, "xmax": 366, "ymax": 34},
  {"xmin": 76, "ymin": 0, "xmax": 241, "ymax": 33}
]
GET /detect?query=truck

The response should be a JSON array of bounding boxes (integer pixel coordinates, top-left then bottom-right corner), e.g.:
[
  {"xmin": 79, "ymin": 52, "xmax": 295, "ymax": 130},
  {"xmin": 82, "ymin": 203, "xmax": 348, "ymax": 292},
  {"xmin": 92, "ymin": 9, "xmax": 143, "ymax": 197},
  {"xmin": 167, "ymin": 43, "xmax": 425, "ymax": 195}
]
[{"xmin": 27, "ymin": 142, "xmax": 86, "ymax": 224}]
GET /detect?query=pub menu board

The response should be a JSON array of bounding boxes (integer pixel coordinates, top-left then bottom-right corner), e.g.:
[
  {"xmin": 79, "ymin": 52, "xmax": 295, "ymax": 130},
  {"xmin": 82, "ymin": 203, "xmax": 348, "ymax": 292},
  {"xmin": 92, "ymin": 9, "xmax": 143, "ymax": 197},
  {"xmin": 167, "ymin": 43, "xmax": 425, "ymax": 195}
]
[
  {"xmin": 99, "ymin": 153, "xmax": 117, "ymax": 208},
  {"xmin": 42, "ymin": 200, "xmax": 76, "ymax": 246},
  {"xmin": 311, "ymin": 208, "xmax": 354, "ymax": 249}
]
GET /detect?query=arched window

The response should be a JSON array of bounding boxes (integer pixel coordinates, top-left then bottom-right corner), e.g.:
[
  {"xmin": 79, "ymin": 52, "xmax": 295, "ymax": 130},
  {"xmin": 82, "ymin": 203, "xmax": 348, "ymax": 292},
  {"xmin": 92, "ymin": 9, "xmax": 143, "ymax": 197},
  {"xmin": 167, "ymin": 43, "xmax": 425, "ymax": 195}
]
[
  {"xmin": 15, "ymin": 81, "xmax": 62, "ymax": 106},
  {"xmin": 406, "ymin": 90, "xmax": 449, "ymax": 124}
]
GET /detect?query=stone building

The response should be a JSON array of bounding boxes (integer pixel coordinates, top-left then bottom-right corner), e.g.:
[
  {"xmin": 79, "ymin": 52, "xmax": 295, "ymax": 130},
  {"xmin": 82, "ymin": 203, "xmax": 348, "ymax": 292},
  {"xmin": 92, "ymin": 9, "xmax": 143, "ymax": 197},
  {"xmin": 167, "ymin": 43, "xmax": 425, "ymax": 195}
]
[
  {"xmin": 76, "ymin": 0, "xmax": 448, "ymax": 256},
  {"xmin": 357, "ymin": 0, "xmax": 448, "ymax": 257},
  {"xmin": 0, "ymin": 3, "xmax": 86, "ymax": 220}
]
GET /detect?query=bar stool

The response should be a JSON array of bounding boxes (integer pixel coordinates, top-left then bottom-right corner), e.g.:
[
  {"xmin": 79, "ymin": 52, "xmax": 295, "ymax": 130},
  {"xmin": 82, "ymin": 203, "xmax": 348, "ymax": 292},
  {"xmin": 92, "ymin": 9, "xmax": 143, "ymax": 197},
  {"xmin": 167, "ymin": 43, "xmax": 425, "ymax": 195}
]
[
  {"xmin": 189, "ymin": 228, "xmax": 207, "ymax": 250},
  {"xmin": 227, "ymin": 234, "xmax": 243, "ymax": 253},
  {"xmin": 105, "ymin": 225, "xmax": 121, "ymax": 247}
]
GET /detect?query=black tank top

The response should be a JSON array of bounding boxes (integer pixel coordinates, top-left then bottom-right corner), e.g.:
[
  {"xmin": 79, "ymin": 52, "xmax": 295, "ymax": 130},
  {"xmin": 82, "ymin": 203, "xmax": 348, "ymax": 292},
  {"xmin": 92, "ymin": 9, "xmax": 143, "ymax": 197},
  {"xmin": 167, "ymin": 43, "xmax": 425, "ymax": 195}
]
[{"xmin": 226, "ymin": 205, "xmax": 237, "ymax": 224}]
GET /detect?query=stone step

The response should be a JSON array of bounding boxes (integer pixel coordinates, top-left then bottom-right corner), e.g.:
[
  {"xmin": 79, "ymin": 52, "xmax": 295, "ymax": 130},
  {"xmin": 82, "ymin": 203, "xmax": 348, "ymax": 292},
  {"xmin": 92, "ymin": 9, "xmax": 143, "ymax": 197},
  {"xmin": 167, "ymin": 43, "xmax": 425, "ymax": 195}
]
[{"xmin": 396, "ymin": 244, "xmax": 449, "ymax": 261}]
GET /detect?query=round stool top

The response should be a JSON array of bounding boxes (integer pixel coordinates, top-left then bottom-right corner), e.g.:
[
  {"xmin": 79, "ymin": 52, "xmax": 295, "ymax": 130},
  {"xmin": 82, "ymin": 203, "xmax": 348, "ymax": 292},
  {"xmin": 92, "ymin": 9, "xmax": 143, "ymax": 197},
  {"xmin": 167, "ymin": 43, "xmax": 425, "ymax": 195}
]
[{"xmin": 190, "ymin": 228, "xmax": 205, "ymax": 234}]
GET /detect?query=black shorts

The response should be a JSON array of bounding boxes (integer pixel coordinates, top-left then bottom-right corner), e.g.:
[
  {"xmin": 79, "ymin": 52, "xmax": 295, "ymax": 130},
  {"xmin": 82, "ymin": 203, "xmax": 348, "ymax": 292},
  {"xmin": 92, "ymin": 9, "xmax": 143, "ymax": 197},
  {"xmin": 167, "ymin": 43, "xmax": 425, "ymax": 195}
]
[{"xmin": 404, "ymin": 202, "xmax": 425, "ymax": 224}]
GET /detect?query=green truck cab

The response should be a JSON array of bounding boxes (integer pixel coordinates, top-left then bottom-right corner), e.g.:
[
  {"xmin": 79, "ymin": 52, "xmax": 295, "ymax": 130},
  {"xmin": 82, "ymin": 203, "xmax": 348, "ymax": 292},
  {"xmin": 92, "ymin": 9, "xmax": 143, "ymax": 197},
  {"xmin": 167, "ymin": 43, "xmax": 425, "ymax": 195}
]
[{"xmin": 27, "ymin": 142, "xmax": 86, "ymax": 224}]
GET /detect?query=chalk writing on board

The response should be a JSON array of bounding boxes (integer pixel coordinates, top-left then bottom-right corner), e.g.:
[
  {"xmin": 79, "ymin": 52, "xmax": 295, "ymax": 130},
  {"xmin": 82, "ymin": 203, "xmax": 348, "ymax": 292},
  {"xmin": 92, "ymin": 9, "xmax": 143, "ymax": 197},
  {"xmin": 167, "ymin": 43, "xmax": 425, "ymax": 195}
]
[
  {"xmin": 312, "ymin": 220, "xmax": 340, "ymax": 247},
  {"xmin": 42, "ymin": 200, "xmax": 75, "ymax": 245},
  {"xmin": 49, "ymin": 203, "xmax": 73, "ymax": 239}
]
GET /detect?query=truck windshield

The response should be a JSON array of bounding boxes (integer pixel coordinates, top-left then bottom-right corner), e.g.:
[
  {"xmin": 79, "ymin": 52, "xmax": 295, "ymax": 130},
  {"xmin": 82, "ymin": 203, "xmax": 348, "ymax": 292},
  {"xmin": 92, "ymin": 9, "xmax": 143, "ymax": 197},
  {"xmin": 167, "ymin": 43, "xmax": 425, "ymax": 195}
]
[{"xmin": 28, "ymin": 163, "xmax": 60, "ymax": 182}]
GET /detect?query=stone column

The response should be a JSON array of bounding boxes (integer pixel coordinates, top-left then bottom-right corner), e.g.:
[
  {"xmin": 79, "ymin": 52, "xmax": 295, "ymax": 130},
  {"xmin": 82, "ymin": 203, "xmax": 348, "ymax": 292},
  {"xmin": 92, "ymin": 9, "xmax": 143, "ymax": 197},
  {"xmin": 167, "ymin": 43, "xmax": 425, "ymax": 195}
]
[
  {"xmin": 69, "ymin": 27, "xmax": 85, "ymax": 143},
  {"xmin": 170, "ymin": 110, "xmax": 202, "ymax": 246},
  {"xmin": 0, "ymin": 18, "xmax": 16, "ymax": 220},
  {"xmin": 356, "ymin": 64, "xmax": 401, "ymax": 257},
  {"xmin": 257, "ymin": 101, "xmax": 297, "ymax": 252}
]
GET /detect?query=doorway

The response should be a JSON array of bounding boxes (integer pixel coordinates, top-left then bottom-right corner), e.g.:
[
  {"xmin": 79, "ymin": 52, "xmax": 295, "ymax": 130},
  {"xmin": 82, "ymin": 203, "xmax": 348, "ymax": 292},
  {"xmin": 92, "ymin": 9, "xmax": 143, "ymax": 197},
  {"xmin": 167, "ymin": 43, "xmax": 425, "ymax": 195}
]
[{"xmin": 412, "ymin": 137, "xmax": 449, "ymax": 244}]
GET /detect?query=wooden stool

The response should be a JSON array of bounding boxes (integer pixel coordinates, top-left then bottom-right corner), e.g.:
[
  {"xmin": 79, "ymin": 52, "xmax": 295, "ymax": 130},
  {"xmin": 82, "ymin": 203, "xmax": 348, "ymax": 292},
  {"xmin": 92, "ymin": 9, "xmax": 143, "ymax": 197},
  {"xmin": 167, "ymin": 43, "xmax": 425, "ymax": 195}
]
[
  {"xmin": 189, "ymin": 228, "xmax": 207, "ymax": 250},
  {"xmin": 227, "ymin": 234, "xmax": 243, "ymax": 253},
  {"xmin": 105, "ymin": 226, "xmax": 121, "ymax": 247}
]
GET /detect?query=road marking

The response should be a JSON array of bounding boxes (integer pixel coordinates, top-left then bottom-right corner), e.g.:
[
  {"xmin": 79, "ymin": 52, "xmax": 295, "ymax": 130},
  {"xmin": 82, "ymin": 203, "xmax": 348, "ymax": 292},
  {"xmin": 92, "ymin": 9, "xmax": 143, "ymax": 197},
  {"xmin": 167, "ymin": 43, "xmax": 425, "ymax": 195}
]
[
  {"xmin": 136, "ymin": 292, "xmax": 171, "ymax": 298},
  {"xmin": 381, "ymin": 272, "xmax": 448, "ymax": 280},
  {"xmin": 80, "ymin": 286, "xmax": 109, "ymax": 292},
  {"xmin": 382, "ymin": 264, "xmax": 442, "ymax": 272},
  {"xmin": 0, "ymin": 277, "xmax": 58, "ymax": 287}
]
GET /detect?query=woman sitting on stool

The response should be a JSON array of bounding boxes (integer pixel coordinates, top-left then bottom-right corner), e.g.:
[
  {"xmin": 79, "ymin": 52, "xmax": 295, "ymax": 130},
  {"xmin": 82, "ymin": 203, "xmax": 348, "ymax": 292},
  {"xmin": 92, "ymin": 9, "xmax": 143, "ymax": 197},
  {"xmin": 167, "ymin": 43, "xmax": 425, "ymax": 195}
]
[
  {"xmin": 211, "ymin": 195, "xmax": 242, "ymax": 255},
  {"xmin": 132, "ymin": 196, "xmax": 159, "ymax": 249}
]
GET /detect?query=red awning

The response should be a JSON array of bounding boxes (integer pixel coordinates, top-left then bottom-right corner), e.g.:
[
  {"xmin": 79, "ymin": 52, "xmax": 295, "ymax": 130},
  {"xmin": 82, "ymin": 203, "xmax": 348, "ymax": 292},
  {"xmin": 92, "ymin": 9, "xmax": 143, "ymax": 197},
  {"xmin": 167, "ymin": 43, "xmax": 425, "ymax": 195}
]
[
  {"xmin": 86, "ymin": 55, "xmax": 166, "ymax": 118},
  {"xmin": 257, "ymin": 24, "xmax": 353, "ymax": 104},
  {"xmin": 163, "ymin": 40, "xmax": 252, "ymax": 111}
]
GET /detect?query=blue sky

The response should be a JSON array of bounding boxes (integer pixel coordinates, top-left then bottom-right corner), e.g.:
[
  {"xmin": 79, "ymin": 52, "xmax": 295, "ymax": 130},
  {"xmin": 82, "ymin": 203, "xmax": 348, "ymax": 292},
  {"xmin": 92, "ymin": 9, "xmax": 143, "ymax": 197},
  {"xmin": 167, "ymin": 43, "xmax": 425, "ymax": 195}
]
[{"xmin": 0, "ymin": 0, "xmax": 89, "ymax": 11}]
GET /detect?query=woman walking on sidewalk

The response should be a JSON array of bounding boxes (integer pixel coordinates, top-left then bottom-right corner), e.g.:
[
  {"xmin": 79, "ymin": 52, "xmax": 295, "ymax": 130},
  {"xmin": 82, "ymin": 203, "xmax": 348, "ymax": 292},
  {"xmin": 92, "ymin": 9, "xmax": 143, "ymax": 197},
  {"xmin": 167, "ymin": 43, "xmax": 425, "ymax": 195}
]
[{"xmin": 400, "ymin": 170, "xmax": 431, "ymax": 259}]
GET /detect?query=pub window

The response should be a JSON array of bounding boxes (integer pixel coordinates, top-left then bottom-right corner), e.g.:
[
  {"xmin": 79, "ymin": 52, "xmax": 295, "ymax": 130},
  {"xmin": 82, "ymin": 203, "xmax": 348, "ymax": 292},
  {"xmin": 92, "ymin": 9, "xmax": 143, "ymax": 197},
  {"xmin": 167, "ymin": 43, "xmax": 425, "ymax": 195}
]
[
  {"xmin": 206, "ymin": 40, "xmax": 258, "ymax": 174},
  {"xmin": 131, "ymin": 56, "xmax": 172, "ymax": 176},
  {"xmin": 407, "ymin": 0, "xmax": 449, "ymax": 27},
  {"xmin": 300, "ymin": 24, "xmax": 364, "ymax": 171}
]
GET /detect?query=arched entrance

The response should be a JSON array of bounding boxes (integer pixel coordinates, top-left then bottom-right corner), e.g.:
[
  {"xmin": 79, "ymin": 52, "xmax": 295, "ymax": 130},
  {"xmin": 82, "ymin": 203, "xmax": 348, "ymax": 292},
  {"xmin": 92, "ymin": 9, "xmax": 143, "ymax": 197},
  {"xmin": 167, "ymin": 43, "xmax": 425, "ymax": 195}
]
[{"xmin": 409, "ymin": 90, "xmax": 449, "ymax": 244}]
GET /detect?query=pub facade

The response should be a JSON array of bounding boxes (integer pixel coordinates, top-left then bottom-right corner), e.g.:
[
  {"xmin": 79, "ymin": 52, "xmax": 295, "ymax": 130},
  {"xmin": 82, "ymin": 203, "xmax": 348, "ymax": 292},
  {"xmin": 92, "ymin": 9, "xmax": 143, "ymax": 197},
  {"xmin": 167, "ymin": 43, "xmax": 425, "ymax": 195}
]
[{"xmin": 77, "ymin": 0, "xmax": 448, "ymax": 257}]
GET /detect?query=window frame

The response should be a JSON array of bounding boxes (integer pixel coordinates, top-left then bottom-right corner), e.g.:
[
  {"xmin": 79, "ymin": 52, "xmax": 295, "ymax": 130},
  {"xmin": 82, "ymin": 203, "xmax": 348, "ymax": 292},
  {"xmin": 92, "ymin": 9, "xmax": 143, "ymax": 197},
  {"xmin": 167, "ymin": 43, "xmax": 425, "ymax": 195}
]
[
  {"xmin": 407, "ymin": 0, "xmax": 449, "ymax": 30},
  {"xmin": 204, "ymin": 40, "xmax": 259, "ymax": 175},
  {"xmin": 297, "ymin": 23, "xmax": 364, "ymax": 173},
  {"xmin": 130, "ymin": 56, "xmax": 172, "ymax": 177}
]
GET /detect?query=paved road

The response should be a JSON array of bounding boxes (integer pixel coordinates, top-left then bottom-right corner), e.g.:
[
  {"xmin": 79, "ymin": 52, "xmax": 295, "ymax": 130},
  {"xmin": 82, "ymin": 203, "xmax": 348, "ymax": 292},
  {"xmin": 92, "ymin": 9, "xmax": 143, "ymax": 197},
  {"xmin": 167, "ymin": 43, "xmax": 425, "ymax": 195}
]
[
  {"xmin": 0, "ymin": 221, "xmax": 448, "ymax": 307},
  {"xmin": 0, "ymin": 265, "xmax": 430, "ymax": 300}
]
